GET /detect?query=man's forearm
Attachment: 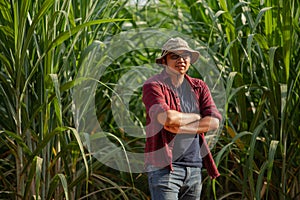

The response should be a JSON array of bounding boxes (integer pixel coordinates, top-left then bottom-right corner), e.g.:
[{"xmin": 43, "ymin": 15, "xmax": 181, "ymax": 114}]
[
  {"xmin": 164, "ymin": 116, "xmax": 219, "ymax": 134},
  {"xmin": 157, "ymin": 110, "xmax": 200, "ymax": 126}
]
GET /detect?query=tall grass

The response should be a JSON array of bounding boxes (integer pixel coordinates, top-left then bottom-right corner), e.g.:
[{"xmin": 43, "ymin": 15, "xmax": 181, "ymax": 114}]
[
  {"xmin": 0, "ymin": 0, "xmax": 147, "ymax": 199},
  {"xmin": 0, "ymin": 0, "xmax": 299, "ymax": 199}
]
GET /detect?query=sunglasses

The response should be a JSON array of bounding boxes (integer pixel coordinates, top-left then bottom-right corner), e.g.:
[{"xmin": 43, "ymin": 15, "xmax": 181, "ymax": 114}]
[{"xmin": 168, "ymin": 53, "xmax": 191, "ymax": 60}]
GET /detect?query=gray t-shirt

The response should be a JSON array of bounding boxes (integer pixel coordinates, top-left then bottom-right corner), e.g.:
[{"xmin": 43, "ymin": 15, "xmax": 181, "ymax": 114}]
[{"xmin": 172, "ymin": 79, "xmax": 202, "ymax": 168}]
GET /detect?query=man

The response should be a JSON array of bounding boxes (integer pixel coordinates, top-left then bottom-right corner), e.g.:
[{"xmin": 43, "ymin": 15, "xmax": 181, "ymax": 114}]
[{"xmin": 142, "ymin": 37, "xmax": 222, "ymax": 200}]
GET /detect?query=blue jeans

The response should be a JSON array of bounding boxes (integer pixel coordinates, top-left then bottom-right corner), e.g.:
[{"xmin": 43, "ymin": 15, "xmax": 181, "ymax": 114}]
[{"xmin": 147, "ymin": 164, "xmax": 202, "ymax": 200}]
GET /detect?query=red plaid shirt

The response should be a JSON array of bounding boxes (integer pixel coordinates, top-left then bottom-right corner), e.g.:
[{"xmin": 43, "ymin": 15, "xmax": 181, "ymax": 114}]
[{"xmin": 142, "ymin": 69, "xmax": 222, "ymax": 179}]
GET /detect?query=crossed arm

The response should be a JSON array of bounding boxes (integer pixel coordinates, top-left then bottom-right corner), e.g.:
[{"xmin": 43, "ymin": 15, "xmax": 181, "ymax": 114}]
[{"xmin": 157, "ymin": 110, "xmax": 219, "ymax": 134}]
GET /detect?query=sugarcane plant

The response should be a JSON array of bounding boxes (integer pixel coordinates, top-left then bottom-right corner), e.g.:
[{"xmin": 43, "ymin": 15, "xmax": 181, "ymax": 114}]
[{"xmin": 0, "ymin": 0, "xmax": 299, "ymax": 199}]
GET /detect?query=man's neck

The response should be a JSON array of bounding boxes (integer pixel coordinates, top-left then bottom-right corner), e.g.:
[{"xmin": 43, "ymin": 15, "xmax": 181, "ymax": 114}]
[
  {"xmin": 171, "ymin": 74, "xmax": 184, "ymax": 88},
  {"xmin": 165, "ymin": 66, "xmax": 185, "ymax": 87}
]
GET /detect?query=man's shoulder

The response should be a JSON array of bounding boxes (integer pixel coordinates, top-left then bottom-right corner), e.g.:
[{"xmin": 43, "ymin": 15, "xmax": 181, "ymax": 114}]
[
  {"xmin": 185, "ymin": 75, "xmax": 206, "ymax": 88},
  {"xmin": 144, "ymin": 70, "xmax": 167, "ymax": 85}
]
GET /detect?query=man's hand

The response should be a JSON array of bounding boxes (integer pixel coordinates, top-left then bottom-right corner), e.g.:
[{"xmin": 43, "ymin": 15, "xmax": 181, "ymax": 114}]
[{"xmin": 163, "ymin": 125, "xmax": 181, "ymax": 134}]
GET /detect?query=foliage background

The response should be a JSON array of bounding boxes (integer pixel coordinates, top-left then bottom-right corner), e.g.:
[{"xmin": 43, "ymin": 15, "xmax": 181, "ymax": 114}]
[{"xmin": 0, "ymin": 0, "xmax": 299, "ymax": 199}]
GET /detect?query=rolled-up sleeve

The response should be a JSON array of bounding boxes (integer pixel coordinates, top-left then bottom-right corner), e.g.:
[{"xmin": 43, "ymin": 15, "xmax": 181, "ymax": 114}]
[
  {"xmin": 199, "ymin": 82, "xmax": 222, "ymax": 122},
  {"xmin": 142, "ymin": 81, "xmax": 172, "ymax": 138}
]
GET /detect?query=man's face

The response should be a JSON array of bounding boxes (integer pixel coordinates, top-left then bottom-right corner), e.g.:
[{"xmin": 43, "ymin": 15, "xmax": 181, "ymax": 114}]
[{"xmin": 164, "ymin": 50, "xmax": 191, "ymax": 75}]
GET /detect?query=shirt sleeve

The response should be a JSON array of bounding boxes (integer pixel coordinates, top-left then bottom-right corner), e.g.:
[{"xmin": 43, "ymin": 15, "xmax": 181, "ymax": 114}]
[
  {"xmin": 199, "ymin": 82, "xmax": 222, "ymax": 121},
  {"xmin": 142, "ymin": 81, "xmax": 170, "ymax": 121}
]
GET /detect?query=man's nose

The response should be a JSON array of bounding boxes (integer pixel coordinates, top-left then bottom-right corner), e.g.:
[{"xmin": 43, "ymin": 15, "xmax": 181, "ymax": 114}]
[{"xmin": 177, "ymin": 56, "xmax": 186, "ymax": 62}]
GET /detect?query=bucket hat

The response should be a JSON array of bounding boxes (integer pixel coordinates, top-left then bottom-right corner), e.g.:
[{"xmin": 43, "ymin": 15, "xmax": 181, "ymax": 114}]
[{"xmin": 156, "ymin": 37, "xmax": 200, "ymax": 65}]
